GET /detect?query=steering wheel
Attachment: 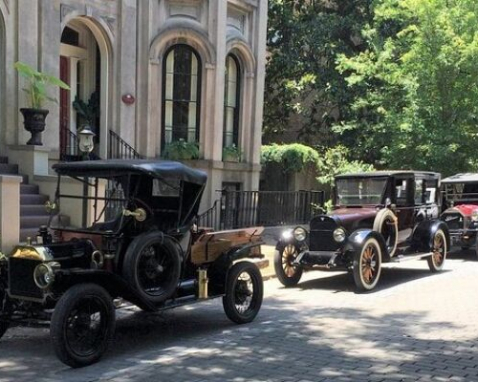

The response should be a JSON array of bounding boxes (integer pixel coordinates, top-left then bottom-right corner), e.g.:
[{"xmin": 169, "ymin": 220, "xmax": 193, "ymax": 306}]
[{"xmin": 129, "ymin": 197, "xmax": 154, "ymax": 218}]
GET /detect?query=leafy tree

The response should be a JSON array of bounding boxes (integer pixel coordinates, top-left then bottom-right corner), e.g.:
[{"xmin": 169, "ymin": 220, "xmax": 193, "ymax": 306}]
[
  {"xmin": 336, "ymin": 0, "xmax": 478, "ymax": 175},
  {"xmin": 264, "ymin": 0, "xmax": 374, "ymax": 145}
]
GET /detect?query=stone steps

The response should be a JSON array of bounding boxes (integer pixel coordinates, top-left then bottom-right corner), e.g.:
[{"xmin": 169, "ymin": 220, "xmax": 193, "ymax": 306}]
[{"xmin": 0, "ymin": 156, "xmax": 53, "ymax": 243}]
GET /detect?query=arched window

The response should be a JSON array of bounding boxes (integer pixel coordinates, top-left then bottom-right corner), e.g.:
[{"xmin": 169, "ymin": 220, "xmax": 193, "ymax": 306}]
[
  {"xmin": 223, "ymin": 55, "xmax": 241, "ymax": 148},
  {"xmin": 162, "ymin": 44, "xmax": 201, "ymax": 145}
]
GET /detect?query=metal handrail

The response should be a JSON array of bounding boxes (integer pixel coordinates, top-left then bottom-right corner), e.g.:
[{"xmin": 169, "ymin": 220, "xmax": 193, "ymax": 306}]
[{"xmin": 108, "ymin": 130, "xmax": 143, "ymax": 159}]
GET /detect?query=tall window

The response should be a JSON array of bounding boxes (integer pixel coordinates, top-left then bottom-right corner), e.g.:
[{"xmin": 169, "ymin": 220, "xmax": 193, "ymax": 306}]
[
  {"xmin": 162, "ymin": 45, "xmax": 201, "ymax": 145},
  {"xmin": 223, "ymin": 55, "xmax": 241, "ymax": 147}
]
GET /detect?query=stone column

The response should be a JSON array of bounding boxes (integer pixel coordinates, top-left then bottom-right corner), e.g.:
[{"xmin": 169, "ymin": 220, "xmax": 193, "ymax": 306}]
[{"xmin": 0, "ymin": 175, "xmax": 22, "ymax": 252}]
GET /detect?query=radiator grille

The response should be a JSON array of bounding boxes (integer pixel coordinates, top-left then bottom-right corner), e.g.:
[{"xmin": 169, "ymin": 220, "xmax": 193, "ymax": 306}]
[
  {"xmin": 309, "ymin": 216, "xmax": 340, "ymax": 251},
  {"xmin": 8, "ymin": 258, "xmax": 43, "ymax": 300}
]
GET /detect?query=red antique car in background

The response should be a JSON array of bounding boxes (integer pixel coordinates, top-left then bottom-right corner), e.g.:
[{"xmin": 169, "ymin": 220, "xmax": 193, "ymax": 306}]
[{"xmin": 441, "ymin": 173, "xmax": 478, "ymax": 258}]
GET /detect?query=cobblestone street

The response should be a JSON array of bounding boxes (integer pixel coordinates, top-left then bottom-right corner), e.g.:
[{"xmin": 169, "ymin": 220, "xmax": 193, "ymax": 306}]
[{"xmin": 1, "ymin": 251, "xmax": 478, "ymax": 382}]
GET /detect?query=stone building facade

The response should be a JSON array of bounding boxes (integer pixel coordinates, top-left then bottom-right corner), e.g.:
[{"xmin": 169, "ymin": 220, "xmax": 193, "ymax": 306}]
[{"xmin": 0, "ymin": 0, "xmax": 267, "ymax": 213}]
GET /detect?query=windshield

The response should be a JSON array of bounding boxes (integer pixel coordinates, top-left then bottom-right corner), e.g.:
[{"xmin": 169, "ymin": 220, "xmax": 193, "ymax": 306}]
[
  {"xmin": 335, "ymin": 177, "xmax": 387, "ymax": 206},
  {"xmin": 49, "ymin": 175, "xmax": 129, "ymax": 233},
  {"xmin": 444, "ymin": 183, "xmax": 478, "ymax": 204}
]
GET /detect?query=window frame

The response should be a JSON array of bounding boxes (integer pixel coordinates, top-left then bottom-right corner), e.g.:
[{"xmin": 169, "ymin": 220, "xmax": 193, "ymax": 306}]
[
  {"xmin": 161, "ymin": 44, "xmax": 202, "ymax": 148},
  {"xmin": 223, "ymin": 54, "xmax": 241, "ymax": 148}
]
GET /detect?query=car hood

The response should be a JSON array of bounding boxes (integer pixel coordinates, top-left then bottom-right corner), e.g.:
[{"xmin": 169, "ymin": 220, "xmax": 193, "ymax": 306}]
[
  {"xmin": 442, "ymin": 204, "xmax": 478, "ymax": 217},
  {"xmin": 328, "ymin": 207, "xmax": 378, "ymax": 231}
]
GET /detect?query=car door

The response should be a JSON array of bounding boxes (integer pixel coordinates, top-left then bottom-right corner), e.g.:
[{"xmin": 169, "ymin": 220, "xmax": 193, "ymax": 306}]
[{"xmin": 393, "ymin": 175, "xmax": 415, "ymax": 243}]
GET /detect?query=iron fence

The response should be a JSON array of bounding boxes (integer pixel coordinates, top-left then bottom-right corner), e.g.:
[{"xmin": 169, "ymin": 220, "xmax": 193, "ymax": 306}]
[
  {"xmin": 108, "ymin": 130, "xmax": 143, "ymax": 159},
  {"xmin": 197, "ymin": 190, "xmax": 324, "ymax": 230}
]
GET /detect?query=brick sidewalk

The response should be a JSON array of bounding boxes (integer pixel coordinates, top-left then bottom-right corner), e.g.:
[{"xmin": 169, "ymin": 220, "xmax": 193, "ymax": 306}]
[{"xmin": 1, "ymin": 252, "xmax": 478, "ymax": 382}]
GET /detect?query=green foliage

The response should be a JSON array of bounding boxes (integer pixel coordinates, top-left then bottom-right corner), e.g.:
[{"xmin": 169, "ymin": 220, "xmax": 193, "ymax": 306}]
[
  {"xmin": 264, "ymin": 0, "xmax": 374, "ymax": 144},
  {"xmin": 222, "ymin": 144, "xmax": 242, "ymax": 162},
  {"xmin": 14, "ymin": 61, "xmax": 70, "ymax": 109},
  {"xmin": 162, "ymin": 139, "xmax": 199, "ymax": 161},
  {"xmin": 73, "ymin": 92, "xmax": 99, "ymax": 127},
  {"xmin": 317, "ymin": 146, "xmax": 374, "ymax": 188},
  {"xmin": 261, "ymin": 143, "xmax": 320, "ymax": 173},
  {"xmin": 335, "ymin": 0, "xmax": 478, "ymax": 176}
]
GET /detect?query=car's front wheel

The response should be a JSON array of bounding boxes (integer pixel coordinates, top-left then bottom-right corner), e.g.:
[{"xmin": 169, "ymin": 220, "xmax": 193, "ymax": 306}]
[
  {"xmin": 50, "ymin": 283, "xmax": 115, "ymax": 368},
  {"xmin": 274, "ymin": 244, "xmax": 303, "ymax": 287},
  {"xmin": 223, "ymin": 262, "xmax": 263, "ymax": 324},
  {"xmin": 353, "ymin": 238, "xmax": 382, "ymax": 292},
  {"xmin": 428, "ymin": 229, "xmax": 447, "ymax": 272}
]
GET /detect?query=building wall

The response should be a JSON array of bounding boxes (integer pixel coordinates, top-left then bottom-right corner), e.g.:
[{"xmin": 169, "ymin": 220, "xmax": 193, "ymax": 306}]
[{"xmin": 0, "ymin": 0, "xmax": 267, "ymax": 211}]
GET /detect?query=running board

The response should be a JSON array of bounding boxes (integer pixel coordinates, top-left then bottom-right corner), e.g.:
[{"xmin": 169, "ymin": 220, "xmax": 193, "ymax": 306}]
[{"xmin": 390, "ymin": 252, "xmax": 433, "ymax": 263}]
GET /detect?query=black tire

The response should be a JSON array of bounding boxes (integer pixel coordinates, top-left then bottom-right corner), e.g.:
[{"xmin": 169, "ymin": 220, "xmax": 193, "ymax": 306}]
[
  {"xmin": 50, "ymin": 284, "xmax": 115, "ymax": 368},
  {"xmin": 122, "ymin": 232, "xmax": 181, "ymax": 304},
  {"xmin": 373, "ymin": 209, "xmax": 398, "ymax": 257},
  {"xmin": 274, "ymin": 244, "xmax": 303, "ymax": 287},
  {"xmin": 0, "ymin": 282, "xmax": 11, "ymax": 339},
  {"xmin": 428, "ymin": 229, "xmax": 447, "ymax": 272},
  {"xmin": 223, "ymin": 262, "xmax": 263, "ymax": 324},
  {"xmin": 353, "ymin": 237, "xmax": 382, "ymax": 292}
]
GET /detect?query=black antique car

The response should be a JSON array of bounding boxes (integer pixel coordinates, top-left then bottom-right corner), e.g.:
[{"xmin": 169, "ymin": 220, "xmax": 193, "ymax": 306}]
[
  {"xmin": 0, "ymin": 159, "xmax": 264, "ymax": 367},
  {"xmin": 275, "ymin": 171, "xmax": 449, "ymax": 291},
  {"xmin": 441, "ymin": 173, "xmax": 478, "ymax": 257}
]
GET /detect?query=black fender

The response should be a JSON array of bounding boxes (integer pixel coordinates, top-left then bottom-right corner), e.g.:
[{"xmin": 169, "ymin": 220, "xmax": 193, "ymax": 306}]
[
  {"xmin": 411, "ymin": 219, "xmax": 450, "ymax": 252},
  {"xmin": 344, "ymin": 229, "xmax": 389, "ymax": 261},
  {"xmin": 275, "ymin": 236, "xmax": 303, "ymax": 252},
  {"xmin": 53, "ymin": 269, "xmax": 156, "ymax": 311},
  {"xmin": 208, "ymin": 240, "xmax": 264, "ymax": 295}
]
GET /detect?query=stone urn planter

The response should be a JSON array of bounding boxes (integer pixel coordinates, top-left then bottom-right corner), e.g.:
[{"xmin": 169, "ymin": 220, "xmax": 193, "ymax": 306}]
[
  {"xmin": 14, "ymin": 61, "xmax": 69, "ymax": 146},
  {"xmin": 20, "ymin": 108, "xmax": 49, "ymax": 146}
]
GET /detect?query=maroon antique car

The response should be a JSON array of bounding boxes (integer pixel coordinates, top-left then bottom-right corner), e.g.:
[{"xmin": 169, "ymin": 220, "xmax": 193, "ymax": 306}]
[
  {"xmin": 441, "ymin": 173, "xmax": 478, "ymax": 257},
  {"xmin": 275, "ymin": 171, "xmax": 449, "ymax": 291}
]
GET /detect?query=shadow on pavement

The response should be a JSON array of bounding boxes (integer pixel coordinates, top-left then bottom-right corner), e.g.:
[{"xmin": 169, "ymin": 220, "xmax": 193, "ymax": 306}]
[
  {"xmin": 0, "ymin": 268, "xmax": 474, "ymax": 382},
  {"xmin": 283, "ymin": 266, "xmax": 450, "ymax": 294}
]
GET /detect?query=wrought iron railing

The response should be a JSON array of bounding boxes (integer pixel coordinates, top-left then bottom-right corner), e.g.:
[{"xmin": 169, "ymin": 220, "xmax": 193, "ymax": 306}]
[
  {"xmin": 197, "ymin": 190, "xmax": 324, "ymax": 230},
  {"xmin": 108, "ymin": 130, "xmax": 143, "ymax": 159},
  {"xmin": 60, "ymin": 129, "xmax": 82, "ymax": 161}
]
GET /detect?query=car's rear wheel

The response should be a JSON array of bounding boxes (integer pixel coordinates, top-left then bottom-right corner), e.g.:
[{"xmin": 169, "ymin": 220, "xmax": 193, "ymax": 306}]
[
  {"xmin": 353, "ymin": 238, "xmax": 382, "ymax": 292},
  {"xmin": 122, "ymin": 232, "xmax": 181, "ymax": 305},
  {"xmin": 274, "ymin": 244, "xmax": 303, "ymax": 287},
  {"xmin": 223, "ymin": 262, "xmax": 263, "ymax": 324},
  {"xmin": 50, "ymin": 284, "xmax": 115, "ymax": 368},
  {"xmin": 428, "ymin": 229, "xmax": 447, "ymax": 272}
]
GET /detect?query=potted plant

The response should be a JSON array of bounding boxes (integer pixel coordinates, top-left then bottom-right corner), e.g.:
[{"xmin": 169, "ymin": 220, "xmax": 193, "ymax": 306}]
[
  {"xmin": 73, "ymin": 91, "xmax": 99, "ymax": 139},
  {"xmin": 222, "ymin": 144, "xmax": 242, "ymax": 162},
  {"xmin": 162, "ymin": 139, "xmax": 200, "ymax": 160},
  {"xmin": 15, "ymin": 61, "xmax": 70, "ymax": 145}
]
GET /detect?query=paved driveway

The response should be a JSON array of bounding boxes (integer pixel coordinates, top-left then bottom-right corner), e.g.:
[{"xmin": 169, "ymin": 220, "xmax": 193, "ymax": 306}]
[{"xmin": 1, "ymin": 252, "xmax": 478, "ymax": 382}]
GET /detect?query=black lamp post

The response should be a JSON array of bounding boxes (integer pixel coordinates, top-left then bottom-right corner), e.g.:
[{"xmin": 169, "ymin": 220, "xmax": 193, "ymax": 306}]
[{"xmin": 78, "ymin": 125, "xmax": 96, "ymax": 227}]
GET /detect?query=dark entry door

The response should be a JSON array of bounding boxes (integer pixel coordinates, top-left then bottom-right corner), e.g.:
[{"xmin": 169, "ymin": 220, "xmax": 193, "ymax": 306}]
[{"xmin": 59, "ymin": 56, "xmax": 70, "ymax": 159}]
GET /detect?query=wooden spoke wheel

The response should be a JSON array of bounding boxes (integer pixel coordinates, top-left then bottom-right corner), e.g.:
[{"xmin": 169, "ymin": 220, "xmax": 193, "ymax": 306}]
[
  {"xmin": 353, "ymin": 238, "xmax": 382, "ymax": 292},
  {"xmin": 428, "ymin": 229, "xmax": 447, "ymax": 272},
  {"xmin": 274, "ymin": 244, "xmax": 303, "ymax": 287}
]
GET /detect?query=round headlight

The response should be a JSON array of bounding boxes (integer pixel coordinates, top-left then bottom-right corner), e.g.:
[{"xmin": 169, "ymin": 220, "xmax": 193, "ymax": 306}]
[
  {"xmin": 472, "ymin": 210, "xmax": 478, "ymax": 222},
  {"xmin": 333, "ymin": 228, "xmax": 346, "ymax": 243},
  {"xmin": 33, "ymin": 263, "xmax": 55, "ymax": 289},
  {"xmin": 293, "ymin": 227, "xmax": 307, "ymax": 242}
]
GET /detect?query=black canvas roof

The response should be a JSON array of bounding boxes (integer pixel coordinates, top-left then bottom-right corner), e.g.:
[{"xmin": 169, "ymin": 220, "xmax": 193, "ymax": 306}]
[
  {"xmin": 335, "ymin": 170, "xmax": 440, "ymax": 179},
  {"xmin": 442, "ymin": 173, "xmax": 478, "ymax": 184},
  {"xmin": 52, "ymin": 159, "xmax": 208, "ymax": 185}
]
